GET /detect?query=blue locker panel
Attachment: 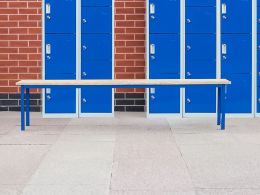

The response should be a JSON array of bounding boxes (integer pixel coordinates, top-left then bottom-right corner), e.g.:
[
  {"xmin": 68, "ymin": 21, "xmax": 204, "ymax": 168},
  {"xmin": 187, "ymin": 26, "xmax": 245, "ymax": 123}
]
[
  {"xmin": 45, "ymin": 0, "xmax": 76, "ymax": 34},
  {"xmin": 186, "ymin": 7, "xmax": 216, "ymax": 33},
  {"xmin": 258, "ymin": 87, "xmax": 260, "ymax": 113},
  {"xmin": 149, "ymin": 0, "xmax": 180, "ymax": 33},
  {"xmin": 45, "ymin": 34, "xmax": 76, "ymax": 76},
  {"xmin": 149, "ymin": 86, "xmax": 180, "ymax": 114},
  {"xmin": 185, "ymin": 73, "xmax": 216, "ymax": 113},
  {"xmin": 81, "ymin": 34, "xmax": 112, "ymax": 79},
  {"xmin": 149, "ymin": 34, "xmax": 180, "ymax": 78},
  {"xmin": 258, "ymin": 8, "xmax": 260, "ymax": 33},
  {"xmin": 257, "ymin": 36, "xmax": 260, "ymax": 86},
  {"xmin": 82, "ymin": 0, "xmax": 111, "ymax": 6},
  {"xmin": 222, "ymin": 74, "xmax": 252, "ymax": 113},
  {"xmin": 221, "ymin": 34, "xmax": 252, "ymax": 74},
  {"xmin": 45, "ymin": 74, "xmax": 76, "ymax": 114},
  {"xmin": 81, "ymin": 87, "xmax": 112, "ymax": 113},
  {"xmin": 82, "ymin": 7, "xmax": 112, "ymax": 34},
  {"xmin": 186, "ymin": 0, "xmax": 215, "ymax": 6},
  {"xmin": 221, "ymin": 0, "xmax": 251, "ymax": 33},
  {"xmin": 186, "ymin": 34, "xmax": 216, "ymax": 74}
]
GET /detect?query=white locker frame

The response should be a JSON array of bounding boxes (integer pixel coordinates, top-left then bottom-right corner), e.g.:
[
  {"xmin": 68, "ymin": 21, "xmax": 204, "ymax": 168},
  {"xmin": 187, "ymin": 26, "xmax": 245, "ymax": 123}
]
[
  {"xmin": 42, "ymin": 0, "xmax": 115, "ymax": 118},
  {"xmin": 146, "ymin": 0, "xmax": 256, "ymax": 118}
]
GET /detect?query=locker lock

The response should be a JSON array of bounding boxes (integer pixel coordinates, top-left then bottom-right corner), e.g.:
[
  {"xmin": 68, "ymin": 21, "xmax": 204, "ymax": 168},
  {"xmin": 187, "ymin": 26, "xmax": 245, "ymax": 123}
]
[
  {"xmin": 46, "ymin": 95, "xmax": 51, "ymax": 100},
  {"xmin": 82, "ymin": 72, "xmax": 87, "ymax": 77},
  {"xmin": 186, "ymin": 19, "xmax": 191, "ymax": 24},
  {"xmin": 46, "ymin": 15, "xmax": 51, "ymax": 20},
  {"xmin": 82, "ymin": 98, "xmax": 87, "ymax": 103},
  {"xmin": 258, "ymin": 45, "xmax": 260, "ymax": 50},
  {"xmin": 222, "ymin": 56, "xmax": 227, "ymax": 60},
  {"xmin": 186, "ymin": 72, "xmax": 191, "ymax": 77},
  {"xmin": 186, "ymin": 98, "xmax": 191, "ymax": 104},
  {"xmin": 82, "ymin": 19, "xmax": 87, "ymax": 24},
  {"xmin": 82, "ymin": 45, "xmax": 87, "ymax": 51},
  {"xmin": 258, "ymin": 18, "xmax": 260, "ymax": 23},
  {"xmin": 258, "ymin": 98, "xmax": 260, "ymax": 103},
  {"xmin": 258, "ymin": 72, "xmax": 260, "ymax": 76},
  {"xmin": 222, "ymin": 15, "xmax": 227, "ymax": 20},
  {"xmin": 151, "ymin": 95, "xmax": 155, "ymax": 100},
  {"xmin": 46, "ymin": 56, "xmax": 51, "ymax": 60},
  {"xmin": 186, "ymin": 45, "xmax": 192, "ymax": 51}
]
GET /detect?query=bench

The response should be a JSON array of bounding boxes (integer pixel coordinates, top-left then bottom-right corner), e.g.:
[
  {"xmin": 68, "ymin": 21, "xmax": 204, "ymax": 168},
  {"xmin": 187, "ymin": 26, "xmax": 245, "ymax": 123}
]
[{"xmin": 16, "ymin": 79, "xmax": 231, "ymax": 131}]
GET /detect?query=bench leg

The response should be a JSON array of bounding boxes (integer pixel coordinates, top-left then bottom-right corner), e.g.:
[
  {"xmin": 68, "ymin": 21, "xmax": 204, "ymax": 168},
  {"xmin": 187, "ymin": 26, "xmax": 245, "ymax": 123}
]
[
  {"xmin": 26, "ymin": 88, "xmax": 30, "ymax": 127},
  {"xmin": 221, "ymin": 85, "xmax": 226, "ymax": 130},
  {"xmin": 21, "ymin": 86, "xmax": 25, "ymax": 131},
  {"xmin": 217, "ymin": 86, "xmax": 221, "ymax": 126}
]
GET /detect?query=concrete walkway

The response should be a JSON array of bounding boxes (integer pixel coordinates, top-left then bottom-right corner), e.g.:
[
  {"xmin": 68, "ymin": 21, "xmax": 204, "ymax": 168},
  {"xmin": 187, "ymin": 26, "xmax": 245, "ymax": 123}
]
[{"xmin": 0, "ymin": 112, "xmax": 260, "ymax": 195}]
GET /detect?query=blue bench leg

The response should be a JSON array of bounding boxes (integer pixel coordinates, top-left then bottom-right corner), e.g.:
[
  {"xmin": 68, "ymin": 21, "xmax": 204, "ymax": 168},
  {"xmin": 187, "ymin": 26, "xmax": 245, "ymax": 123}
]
[
  {"xmin": 21, "ymin": 86, "xmax": 25, "ymax": 131},
  {"xmin": 221, "ymin": 85, "xmax": 226, "ymax": 130},
  {"xmin": 217, "ymin": 86, "xmax": 221, "ymax": 126},
  {"xmin": 26, "ymin": 88, "xmax": 30, "ymax": 127}
]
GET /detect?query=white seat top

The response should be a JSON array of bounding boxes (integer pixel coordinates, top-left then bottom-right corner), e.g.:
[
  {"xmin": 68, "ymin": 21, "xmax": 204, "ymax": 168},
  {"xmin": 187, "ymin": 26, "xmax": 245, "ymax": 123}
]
[{"xmin": 16, "ymin": 79, "xmax": 231, "ymax": 86}]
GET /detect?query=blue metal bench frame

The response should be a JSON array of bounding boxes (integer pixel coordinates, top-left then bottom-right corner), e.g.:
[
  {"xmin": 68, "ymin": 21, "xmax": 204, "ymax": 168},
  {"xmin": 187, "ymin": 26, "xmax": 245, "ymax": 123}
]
[{"xmin": 19, "ymin": 84, "xmax": 228, "ymax": 131}]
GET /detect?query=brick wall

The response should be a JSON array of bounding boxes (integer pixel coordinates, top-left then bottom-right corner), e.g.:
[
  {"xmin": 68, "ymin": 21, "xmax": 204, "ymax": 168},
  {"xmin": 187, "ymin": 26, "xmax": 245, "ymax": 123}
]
[{"xmin": 0, "ymin": 0, "xmax": 146, "ymax": 112}]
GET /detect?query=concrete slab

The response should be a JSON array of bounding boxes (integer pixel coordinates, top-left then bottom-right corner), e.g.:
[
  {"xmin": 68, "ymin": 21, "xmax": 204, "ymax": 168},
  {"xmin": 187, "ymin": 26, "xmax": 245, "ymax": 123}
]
[
  {"xmin": 0, "ymin": 145, "xmax": 50, "ymax": 185},
  {"xmin": 111, "ymin": 158, "xmax": 195, "ymax": 191},
  {"xmin": 179, "ymin": 144, "xmax": 260, "ymax": 189},
  {"xmin": 110, "ymin": 190, "xmax": 196, "ymax": 195}
]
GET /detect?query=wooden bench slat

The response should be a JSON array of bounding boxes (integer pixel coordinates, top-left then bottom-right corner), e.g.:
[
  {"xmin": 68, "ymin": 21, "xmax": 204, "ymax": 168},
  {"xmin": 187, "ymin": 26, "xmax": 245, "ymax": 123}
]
[{"xmin": 16, "ymin": 79, "xmax": 231, "ymax": 86}]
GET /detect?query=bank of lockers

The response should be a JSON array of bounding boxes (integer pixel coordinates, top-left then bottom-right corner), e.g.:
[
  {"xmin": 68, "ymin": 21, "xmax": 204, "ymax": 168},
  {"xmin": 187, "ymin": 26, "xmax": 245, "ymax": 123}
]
[
  {"xmin": 43, "ymin": 0, "xmax": 113, "ymax": 116},
  {"xmin": 148, "ymin": 0, "xmax": 254, "ymax": 115}
]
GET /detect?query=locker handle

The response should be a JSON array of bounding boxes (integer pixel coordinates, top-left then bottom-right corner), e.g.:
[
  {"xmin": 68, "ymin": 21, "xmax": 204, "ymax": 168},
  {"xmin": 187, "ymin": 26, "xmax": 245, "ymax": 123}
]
[
  {"xmin": 82, "ymin": 19, "xmax": 87, "ymax": 24},
  {"xmin": 150, "ymin": 3, "xmax": 155, "ymax": 14},
  {"xmin": 82, "ymin": 98, "xmax": 87, "ymax": 103},
  {"xmin": 186, "ymin": 72, "xmax": 191, "ymax": 77},
  {"xmin": 46, "ymin": 44, "xmax": 51, "ymax": 55},
  {"xmin": 46, "ymin": 95, "xmax": 51, "ymax": 100},
  {"xmin": 186, "ymin": 19, "xmax": 191, "ymax": 24},
  {"xmin": 221, "ymin": 3, "xmax": 227, "ymax": 15},
  {"xmin": 222, "ymin": 44, "xmax": 227, "ymax": 55},
  {"xmin": 46, "ymin": 3, "xmax": 51, "ymax": 14},
  {"xmin": 186, "ymin": 45, "xmax": 191, "ymax": 51},
  {"xmin": 150, "ymin": 44, "xmax": 155, "ymax": 55},
  {"xmin": 82, "ymin": 45, "xmax": 87, "ymax": 51},
  {"xmin": 186, "ymin": 98, "xmax": 191, "ymax": 104},
  {"xmin": 82, "ymin": 72, "xmax": 87, "ymax": 77},
  {"xmin": 151, "ymin": 95, "xmax": 155, "ymax": 100}
]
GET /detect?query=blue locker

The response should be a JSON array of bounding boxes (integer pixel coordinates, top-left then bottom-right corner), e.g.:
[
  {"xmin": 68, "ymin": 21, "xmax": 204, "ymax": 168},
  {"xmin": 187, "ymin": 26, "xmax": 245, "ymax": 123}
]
[
  {"xmin": 221, "ymin": 34, "xmax": 252, "ymax": 74},
  {"xmin": 81, "ymin": 87, "xmax": 112, "ymax": 113},
  {"xmin": 149, "ymin": 34, "xmax": 180, "ymax": 78},
  {"xmin": 186, "ymin": 0, "xmax": 215, "ymax": 7},
  {"xmin": 45, "ymin": 0, "xmax": 76, "ymax": 34},
  {"xmin": 222, "ymin": 74, "xmax": 252, "ymax": 113},
  {"xmin": 258, "ymin": 87, "xmax": 260, "ymax": 113},
  {"xmin": 45, "ymin": 34, "xmax": 76, "ymax": 76},
  {"xmin": 185, "ymin": 73, "xmax": 216, "ymax": 113},
  {"xmin": 257, "ymin": 36, "xmax": 260, "ymax": 86},
  {"xmin": 149, "ymin": 86, "xmax": 180, "ymax": 114},
  {"xmin": 81, "ymin": 34, "xmax": 112, "ymax": 79},
  {"xmin": 186, "ymin": 7, "xmax": 216, "ymax": 33},
  {"xmin": 81, "ymin": 7, "xmax": 112, "ymax": 34},
  {"xmin": 186, "ymin": 34, "xmax": 216, "ymax": 74},
  {"xmin": 258, "ymin": 8, "xmax": 260, "ymax": 33},
  {"xmin": 82, "ymin": 0, "xmax": 111, "ymax": 6},
  {"xmin": 45, "ymin": 74, "xmax": 76, "ymax": 114},
  {"xmin": 221, "ymin": 0, "xmax": 252, "ymax": 33},
  {"xmin": 149, "ymin": 0, "xmax": 180, "ymax": 33}
]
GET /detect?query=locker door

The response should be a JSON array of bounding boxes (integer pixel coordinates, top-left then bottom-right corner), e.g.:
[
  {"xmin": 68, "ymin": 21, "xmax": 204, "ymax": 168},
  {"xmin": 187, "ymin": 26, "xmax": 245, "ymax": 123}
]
[
  {"xmin": 149, "ymin": 34, "xmax": 180, "ymax": 78},
  {"xmin": 149, "ymin": 0, "xmax": 180, "ymax": 33},
  {"xmin": 257, "ymin": 36, "xmax": 260, "ymax": 86},
  {"xmin": 82, "ymin": 7, "xmax": 112, "ymax": 34},
  {"xmin": 258, "ymin": 87, "xmax": 260, "ymax": 113},
  {"xmin": 45, "ymin": 34, "xmax": 76, "ymax": 76},
  {"xmin": 82, "ymin": 0, "xmax": 111, "ymax": 6},
  {"xmin": 45, "ymin": 75, "xmax": 76, "ymax": 114},
  {"xmin": 186, "ymin": 0, "xmax": 215, "ymax": 7},
  {"xmin": 186, "ymin": 7, "xmax": 216, "ymax": 33},
  {"xmin": 221, "ymin": 0, "xmax": 252, "ymax": 33},
  {"xmin": 81, "ymin": 34, "xmax": 112, "ymax": 79},
  {"xmin": 222, "ymin": 74, "xmax": 252, "ymax": 113},
  {"xmin": 149, "ymin": 86, "xmax": 180, "ymax": 114},
  {"xmin": 221, "ymin": 34, "xmax": 252, "ymax": 74},
  {"xmin": 185, "ymin": 73, "xmax": 216, "ymax": 113},
  {"xmin": 186, "ymin": 34, "xmax": 216, "ymax": 74},
  {"xmin": 81, "ymin": 87, "xmax": 112, "ymax": 113},
  {"xmin": 45, "ymin": 0, "xmax": 76, "ymax": 34},
  {"xmin": 258, "ymin": 8, "xmax": 260, "ymax": 33}
]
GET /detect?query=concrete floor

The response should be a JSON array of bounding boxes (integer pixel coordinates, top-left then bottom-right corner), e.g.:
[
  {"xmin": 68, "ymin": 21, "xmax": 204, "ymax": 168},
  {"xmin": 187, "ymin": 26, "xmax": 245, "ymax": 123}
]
[{"xmin": 0, "ymin": 112, "xmax": 260, "ymax": 195}]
